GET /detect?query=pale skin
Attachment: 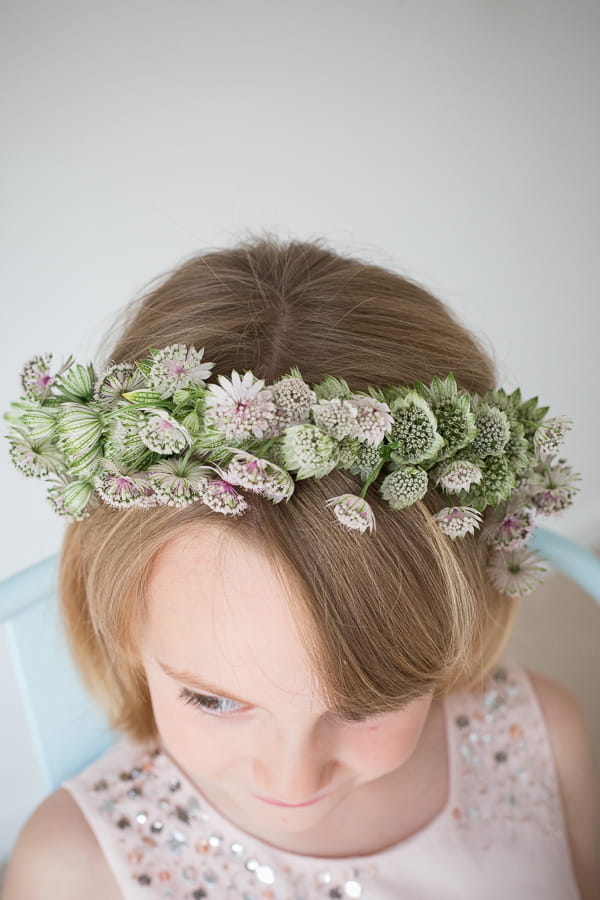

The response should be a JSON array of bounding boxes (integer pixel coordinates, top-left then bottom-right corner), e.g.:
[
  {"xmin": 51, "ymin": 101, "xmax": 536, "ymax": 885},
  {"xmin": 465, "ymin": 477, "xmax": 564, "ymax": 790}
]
[{"xmin": 138, "ymin": 524, "xmax": 450, "ymax": 856}]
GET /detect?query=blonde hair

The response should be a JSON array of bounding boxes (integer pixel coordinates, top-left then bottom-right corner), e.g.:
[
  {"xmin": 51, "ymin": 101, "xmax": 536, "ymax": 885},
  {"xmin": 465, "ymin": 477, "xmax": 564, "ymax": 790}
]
[{"xmin": 59, "ymin": 233, "xmax": 518, "ymax": 743}]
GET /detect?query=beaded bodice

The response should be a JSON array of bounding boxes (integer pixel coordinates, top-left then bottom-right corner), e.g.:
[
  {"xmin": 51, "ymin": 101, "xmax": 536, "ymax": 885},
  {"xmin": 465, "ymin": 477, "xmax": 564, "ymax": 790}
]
[{"xmin": 61, "ymin": 658, "xmax": 581, "ymax": 899}]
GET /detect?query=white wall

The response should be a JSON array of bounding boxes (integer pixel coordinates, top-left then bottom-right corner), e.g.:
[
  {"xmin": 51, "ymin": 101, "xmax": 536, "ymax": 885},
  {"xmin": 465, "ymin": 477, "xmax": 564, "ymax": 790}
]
[
  {"xmin": 2, "ymin": 0, "xmax": 599, "ymax": 579},
  {"xmin": 1, "ymin": 0, "xmax": 599, "ymax": 877}
]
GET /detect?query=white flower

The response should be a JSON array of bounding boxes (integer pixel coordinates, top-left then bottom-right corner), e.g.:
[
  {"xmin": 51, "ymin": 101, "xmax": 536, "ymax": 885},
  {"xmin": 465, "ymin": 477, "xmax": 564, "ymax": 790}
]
[
  {"xmin": 310, "ymin": 397, "xmax": 358, "ymax": 441},
  {"xmin": 93, "ymin": 363, "xmax": 147, "ymax": 406},
  {"xmin": 200, "ymin": 468, "xmax": 250, "ymax": 517},
  {"xmin": 47, "ymin": 477, "xmax": 95, "ymax": 520},
  {"xmin": 348, "ymin": 396, "xmax": 394, "ymax": 447},
  {"xmin": 480, "ymin": 502, "xmax": 537, "ymax": 551},
  {"xmin": 533, "ymin": 416, "xmax": 574, "ymax": 462},
  {"xmin": 56, "ymin": 402, "xmax": 104, "ymax": 462},
  {"xmin": 325, "ymin": 493, "xmax": 376, "ymax": 533},
  {"xmin": 147, "ymin": 344, "xmax": 214, "ymax": 395},
  {"xmin": 265, "ymin": 375, "xmax": 317, "ymax": 436},
  {"xmin": 138, "ymin": 409, "xmax": 192, "ymax": 455},
  {"xmin": 486, "ymin": 545, "xmax": 549, "ymax": 597},
  {"xmin": 204, "ymin": 370, "xmax": 278, "ymax": 441},
  {"xmin": 8, "ymin": 429, "xmax": 64, "ymax": 478},
  {"xmin": 146, "ymin": 458, "xmax": 213, "ymax": 507},
  {"xmin": 224, "ymin": 449, "xmax": 296, "ymax": 502},
  {"xmin": 432, "ymin": 506, "xmax": 483, "ymax": 539},
  {"xmin": 433, "ymin": 459, "xmax": 483, "ymax": 493},
  {"xmin": 94, "ymin": 464, "xmax": 156, "ymax": 509},
  {"xmin": 530, "ymin": 459, "xmax": 582, "ymax": 516}
]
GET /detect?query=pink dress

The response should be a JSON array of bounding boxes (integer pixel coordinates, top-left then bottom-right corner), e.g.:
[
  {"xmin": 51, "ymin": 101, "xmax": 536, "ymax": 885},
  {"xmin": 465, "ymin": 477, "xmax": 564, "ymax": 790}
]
[{"xmin": 61, "ymin": 657, "xmax": 581, "ymax": 899}]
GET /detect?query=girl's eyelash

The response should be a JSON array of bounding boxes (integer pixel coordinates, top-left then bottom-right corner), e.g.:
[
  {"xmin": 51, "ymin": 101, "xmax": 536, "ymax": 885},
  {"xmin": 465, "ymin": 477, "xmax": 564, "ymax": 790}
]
[
  {"xmin": 180, "ymin": 687, "xmax": 245, "ymax": 717},
  {"xmin": 179, "ymin": 687, "xmax": 404, "ymax": 724}
]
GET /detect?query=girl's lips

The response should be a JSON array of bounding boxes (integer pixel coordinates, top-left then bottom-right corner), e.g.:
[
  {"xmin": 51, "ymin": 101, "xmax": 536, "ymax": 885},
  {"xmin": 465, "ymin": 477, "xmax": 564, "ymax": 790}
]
[{"xmin": 254, "ymin": 792, "xmax": 325, "ymax": 807}]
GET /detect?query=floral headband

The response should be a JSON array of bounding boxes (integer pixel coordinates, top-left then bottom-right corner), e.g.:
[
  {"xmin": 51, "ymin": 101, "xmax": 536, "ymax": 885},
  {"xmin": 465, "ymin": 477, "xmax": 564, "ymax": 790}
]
[{"xmin": 4, "ymin": 344, "xmax": 582, "ymax": 598}]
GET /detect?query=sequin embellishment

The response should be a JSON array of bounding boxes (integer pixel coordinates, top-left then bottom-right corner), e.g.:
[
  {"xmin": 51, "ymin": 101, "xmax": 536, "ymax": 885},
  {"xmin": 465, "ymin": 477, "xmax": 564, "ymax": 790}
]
[{"xmin": 450, "ymin": 664, "xmax": 568, "ymax": 851}]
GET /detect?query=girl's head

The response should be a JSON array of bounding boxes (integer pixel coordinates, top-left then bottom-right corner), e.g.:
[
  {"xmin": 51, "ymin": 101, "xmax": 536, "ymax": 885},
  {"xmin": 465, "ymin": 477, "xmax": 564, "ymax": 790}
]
[{"xmin": 59, "ymin": 233, "xmax": 517, "ymax": 809}]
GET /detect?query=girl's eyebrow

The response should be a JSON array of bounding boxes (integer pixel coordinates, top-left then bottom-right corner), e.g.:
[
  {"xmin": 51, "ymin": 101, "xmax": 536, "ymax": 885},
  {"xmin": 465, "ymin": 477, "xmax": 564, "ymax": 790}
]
[
  {"xmin": 156, "ymin": 657, "xmax": 248, "ymax": 703},
  {"xmin": 156, "ymin": 657, "xmax": 334, "ymax": 716}
]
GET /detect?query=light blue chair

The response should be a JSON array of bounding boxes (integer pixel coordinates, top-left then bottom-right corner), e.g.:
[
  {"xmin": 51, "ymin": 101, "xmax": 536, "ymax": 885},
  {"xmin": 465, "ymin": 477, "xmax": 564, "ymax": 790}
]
[
  {"xmin": 0, "ymin": 554, "xmax": 117, "ymax": 795},
  {"xmin": 0, "ymin": 525, "xmax": 599, "ymax": 793}
]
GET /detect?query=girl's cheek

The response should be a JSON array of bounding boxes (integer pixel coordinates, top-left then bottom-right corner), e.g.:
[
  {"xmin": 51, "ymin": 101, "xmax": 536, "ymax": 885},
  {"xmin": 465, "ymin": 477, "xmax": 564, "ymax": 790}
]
[{"xmin": 343, "ymin": 725, "xmax": 416, "ymax": 773}]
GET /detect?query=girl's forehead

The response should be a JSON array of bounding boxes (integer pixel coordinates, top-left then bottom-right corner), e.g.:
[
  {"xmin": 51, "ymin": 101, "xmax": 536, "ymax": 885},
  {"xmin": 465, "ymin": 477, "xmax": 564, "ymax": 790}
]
[{"xmin": 144, "ymin": 525, "xmax": 322, "ymax": 705}]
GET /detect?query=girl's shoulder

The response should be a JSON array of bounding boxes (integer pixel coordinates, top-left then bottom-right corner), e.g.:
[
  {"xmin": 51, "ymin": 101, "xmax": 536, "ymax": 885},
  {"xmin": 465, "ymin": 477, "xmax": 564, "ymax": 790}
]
[{"xmin": 2, "ymin": 786, "xmax": 123, "ymax": 900}]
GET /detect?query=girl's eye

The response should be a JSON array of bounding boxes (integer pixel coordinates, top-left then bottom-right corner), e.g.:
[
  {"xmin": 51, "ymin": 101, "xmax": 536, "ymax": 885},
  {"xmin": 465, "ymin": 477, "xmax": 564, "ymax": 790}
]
[{"xmin": 180, "ymin": 687, "xmax": 245, "ymax": 718}]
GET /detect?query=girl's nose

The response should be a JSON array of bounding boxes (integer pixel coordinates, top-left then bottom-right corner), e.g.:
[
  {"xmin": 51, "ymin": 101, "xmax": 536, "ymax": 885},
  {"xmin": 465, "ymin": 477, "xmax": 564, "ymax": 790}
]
[{"xmin": 251, "ymin": 726, "xmax": 337, "ymax": 805}]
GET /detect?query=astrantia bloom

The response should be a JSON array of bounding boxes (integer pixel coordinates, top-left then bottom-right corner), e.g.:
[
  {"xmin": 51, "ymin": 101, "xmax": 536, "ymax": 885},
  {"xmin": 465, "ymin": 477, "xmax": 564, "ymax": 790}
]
[
  {"xmin": 349, "ymin": 396, "xmax": 394, "ymax": 447},
  {"xmin": 433, "ymin": 459, "xmax": 483, "ymax": 493},
  {"xmin": 204, "ymin": 370, "xmax": 278, "ymax": 441},
  {"xmin": 93, "ymin": 463, "xmax": 156, "ymax": 509},
  {"xmin": 20, "ymin": 353, "xmax": 72, "ymax": 402},
  {"xmin": 47, "ymin": 477, "xmax": 94, "ymax": 520},
  {"xmin": 486, "ymin": 545, "xmax": 549, "ymax": 598},
  {"xmin": 432, "ymin": 506, "xmax": 483, "ymax": 539},
  {"xmin": 55, "ymin": 402, "xmax": 104, "ymax": 462},
  {"xmin": 533, "ymin": 415, "xmax": 574, "ymax": 462},
  {"xmin": 138, "ymin": 409, "xmax": 192, "ymax": 455},
  {"xmin": 93, "ymin": 363, "xmax": 146, "ymax": 406},
  {"xmin": 311, "ymin": 397, "xmax": 359, "ymax": 441},
  {"xmin": 480, "ymin": 502, "xmax": 537, "ymax": 551},
  {"xmin": 200, "ymin": 468, "xmax": 250, "ymax": 516},
  {"xmin": 325, "ymin": 493, "xmax": 376, "ymax": 533},
  {"xmin": 387, "ymin": 392, "xmax": 442, "ymax": 463},
  {"xmin": 146, "ymin": 458, "xmax": 213, "ymax": 507},
  {"xmin": 530, "ymin": 459, "xmax": 582, "ymax": 516},
  {"xmin": 379, "ymin": 465, "xmax": 429, "ymax": 510},
  {"xmin": 146, "ymin": 344, "xmax": 215, "ymax": 396},
  {"xmin": 280, "ymin": 423, "xmax": 340, "ymax": 479},
  {"xmin": 267, "ymin": 375, "xmax": 316, "ymax": 434},
  {"xmin": 224, "ymin": 450, "xmax": 296, "ymax": 502},
  {"xmin": 105, "ymin": 408, "xmax": 153, "ymax": 470},
  {"xmin": 8, "ymin": 430, "xmax": 64, "ymax": 478},
  {"xmin": 468, "ymin": 401, "xmax": 511, "ymax": 458}
]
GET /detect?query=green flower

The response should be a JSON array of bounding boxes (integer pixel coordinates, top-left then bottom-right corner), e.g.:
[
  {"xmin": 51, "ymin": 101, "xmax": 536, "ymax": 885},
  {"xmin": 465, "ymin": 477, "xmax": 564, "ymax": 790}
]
[
  {"xmin": 55, "ymin": 402, "xmax": 104, "ymax": 463},
  {"xmin": 379, "ymin": 465, "xmax": 429, "ymax": 510},
  {"xmin": 467, "ymin": 399, "xmax": 511, "ymax": 458},
  {"xmin": 279, "ymin": 424, "xmax": 340, "ymax": 479},
  {"xmin": 387, "ymin": 391, "xmax": 444, "ymax": 464},
  {"xmin": 411, "ymin": 373, "xmax": 478, "ymax": 463}
]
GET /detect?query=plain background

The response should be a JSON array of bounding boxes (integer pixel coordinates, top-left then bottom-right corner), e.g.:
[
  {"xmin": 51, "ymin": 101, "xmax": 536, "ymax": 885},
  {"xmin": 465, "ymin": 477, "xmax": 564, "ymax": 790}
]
[{"xmin": 1, "ymin": 0, "xmax": 599, "ymax": 879}]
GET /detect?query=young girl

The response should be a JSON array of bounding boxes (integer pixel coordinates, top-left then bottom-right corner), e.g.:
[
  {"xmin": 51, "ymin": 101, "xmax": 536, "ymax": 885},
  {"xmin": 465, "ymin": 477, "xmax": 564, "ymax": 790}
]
[{"xmin": 3, "ymin": 234, "xmax": 598, "ymax": 899}]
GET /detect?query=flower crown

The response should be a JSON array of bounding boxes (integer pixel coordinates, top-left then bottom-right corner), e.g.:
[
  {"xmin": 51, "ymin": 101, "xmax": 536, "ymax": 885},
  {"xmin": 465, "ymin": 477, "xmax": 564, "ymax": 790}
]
[{"xmin": 4, "ymin": 344, "xmax": 582, "ymax": 598}]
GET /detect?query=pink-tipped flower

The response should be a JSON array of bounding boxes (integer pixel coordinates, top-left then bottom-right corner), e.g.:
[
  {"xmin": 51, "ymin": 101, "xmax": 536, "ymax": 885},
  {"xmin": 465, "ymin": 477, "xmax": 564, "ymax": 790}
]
[
  {"xmin": 20, "ymin": 353, "xmax": 72, "ymax": 402},
  {"xmin": 529, "ymin": 459, "xmax": 582, "ymax": 517},
  {"xmin": 347, "ymin": 396, "xmax": 394, "ymax": 447},
  {"xmin": 146, "ymin": 458, "xmax": 213, "ymax": 508},
  {"xmin": 433, "ymin": 506, "xmax": 483, "ymax": 539},
  {"xmin": 93, "ymin": 363, "xmax": 146, "ymax": 406},
  {"xmin": 200, "ymin": 466, "xmax": 250, "ymax": 517},
  {"xmin": 138, "ymin": 409, "xmax": 192, "ymax": 455},
  {"xmin": 481, "ymin": 505, "xmax": 537, "ymax": 551},
  {"xmin": 146, "ymin": 344, "xmax": 215, "ymax": 395},
  {"xmin": 204, "ymin": 370, "xmax": 278, "ymax": 441},
  {"xmin": 325, "ymin": 493, "xmax": 376, "ymax": 533},
  {"xmin": 533, "ymin": 416, "xmax": 573, "ymax": 462},
  {"xmin": 94, "ymin": 463, "xmax": 156, "ymax": 509},
  {"xmin": 223, "ymin": 449, "xmax": 295, "ymax": 503}
]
